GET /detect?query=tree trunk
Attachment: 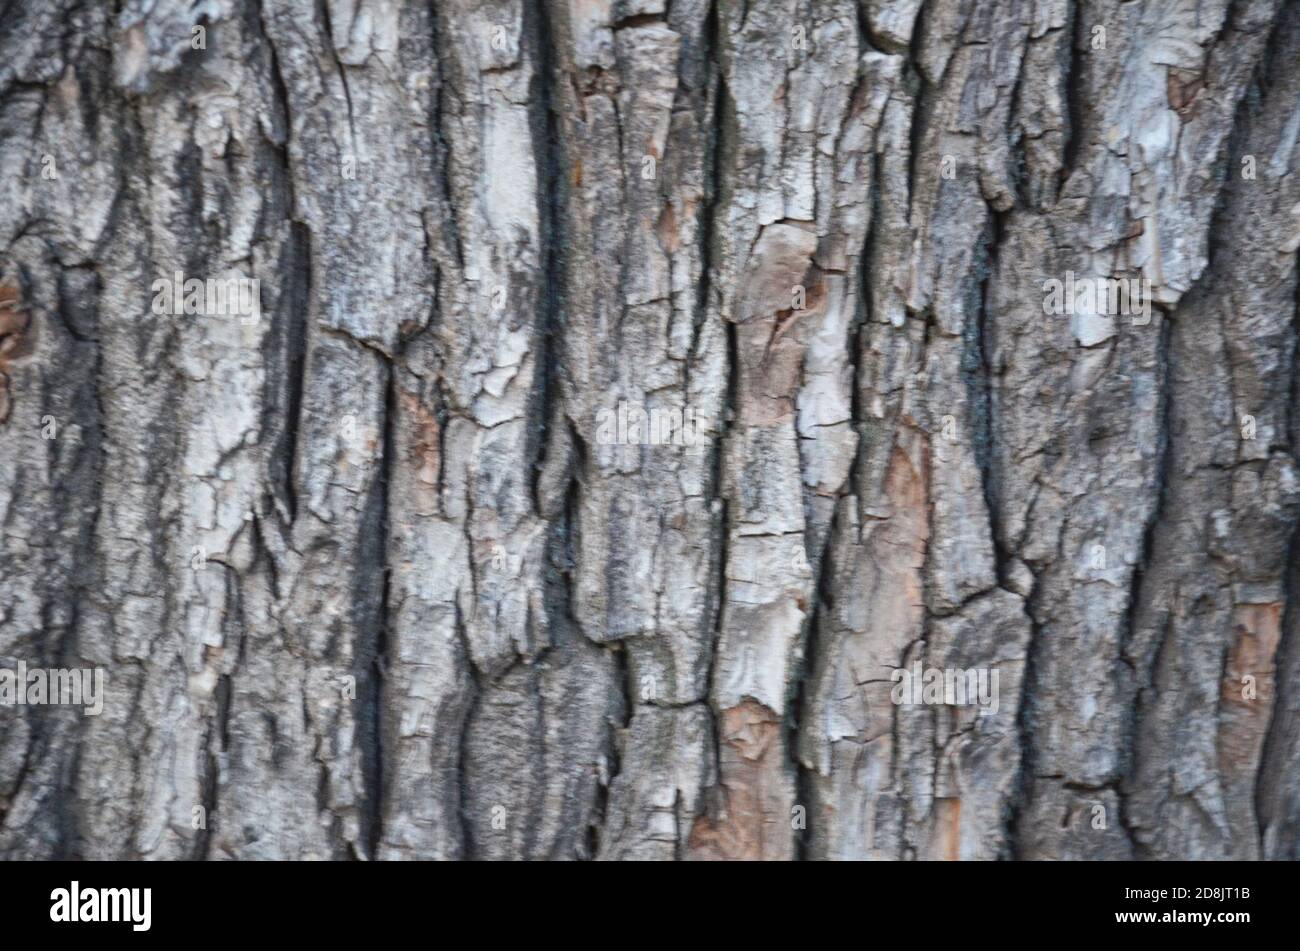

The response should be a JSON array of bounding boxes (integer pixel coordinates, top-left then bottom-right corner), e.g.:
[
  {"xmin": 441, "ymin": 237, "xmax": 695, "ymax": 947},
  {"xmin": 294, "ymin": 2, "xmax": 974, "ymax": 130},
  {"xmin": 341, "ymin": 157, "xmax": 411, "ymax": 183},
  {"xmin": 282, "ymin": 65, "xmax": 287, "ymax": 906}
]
[{"xmin": 1, "ymin": 0, "xmax": 1299, "ymax": 861}]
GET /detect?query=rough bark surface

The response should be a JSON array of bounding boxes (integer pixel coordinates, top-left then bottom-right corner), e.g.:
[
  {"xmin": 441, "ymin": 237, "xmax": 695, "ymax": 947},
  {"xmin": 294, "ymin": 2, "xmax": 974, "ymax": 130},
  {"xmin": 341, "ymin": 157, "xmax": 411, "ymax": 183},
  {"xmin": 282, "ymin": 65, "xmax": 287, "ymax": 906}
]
[{"xmin": 1, "ymin": 0, "xmax": 1299, "ymax": 860}]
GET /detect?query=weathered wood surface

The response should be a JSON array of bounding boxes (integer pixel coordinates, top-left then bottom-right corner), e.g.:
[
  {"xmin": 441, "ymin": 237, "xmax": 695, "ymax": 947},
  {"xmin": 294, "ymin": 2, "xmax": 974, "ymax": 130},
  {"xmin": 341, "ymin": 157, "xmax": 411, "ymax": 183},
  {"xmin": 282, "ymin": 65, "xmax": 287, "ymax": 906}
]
[{"xmin": 1, "ymin": 0, "xmax": 1299, "ymax": 860}]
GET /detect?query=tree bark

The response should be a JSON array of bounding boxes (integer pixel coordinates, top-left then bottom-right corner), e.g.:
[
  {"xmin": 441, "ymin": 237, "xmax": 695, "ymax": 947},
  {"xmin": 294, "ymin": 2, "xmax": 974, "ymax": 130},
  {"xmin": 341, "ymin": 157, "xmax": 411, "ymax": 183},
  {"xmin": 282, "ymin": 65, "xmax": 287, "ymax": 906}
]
[{"xmin": 1, "ymin": 0, "xmax": 1299, "ymax": 860}]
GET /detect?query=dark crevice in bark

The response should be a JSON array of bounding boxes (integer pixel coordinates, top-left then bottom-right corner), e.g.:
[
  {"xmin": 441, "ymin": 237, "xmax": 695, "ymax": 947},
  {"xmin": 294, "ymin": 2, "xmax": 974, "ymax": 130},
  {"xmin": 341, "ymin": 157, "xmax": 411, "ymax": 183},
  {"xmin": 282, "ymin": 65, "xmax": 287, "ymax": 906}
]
[
  {"xmin": 698, "ymin": 0, "xmax": 732, "ymax": 840},
  {"xmin": 585, "ymin": 639, "xmax": 631, "ymax": 859},
  {"xmin": 691, "ymin": 3, "xmax": 726, "ymax": 360},
  {"xmin": 252, "ymin": 0, "xmax": 296, "ymax": 209},
  {"xmin": 426, "ymin": 2, "xmax": 463, "ymax": 272},
  {"xmin": 853, "ymin": 2, "xmax": 895, "ymax": 55},
  {"xmin": 1006, "ymin": 565, "xmax": 1044, "ymax": 859},
  {"xmin": 557, "ymin": 409, "xmax": 622, "ymax": 859},
  {"xmin": 254, "ymin": 2, "xmax": 310, "ymax": 526},
  {"xmin": 453, "ymin": 598, "xmax": 481, "ymax": 860},
  {"xmin": 346, "ymin": 360, "xmax": 396, "ymax": 859},
  {"xmin": 904, "ymin": 0, "xmax": 931, "ymax": 211},
  {"xmin": 523, "ymin": 0, "xmax": 563, "ymax": 515},
  {"xmin": 266, "ymin": 222, "xmax": 310, "ymax": 524},
  {"xmin": 316, "ymin": 0, "xmax": 356, "ymax": 145},
  {"xmin": 58, "ymin": 740, "xmax": 82, "ymax": 860},
  {"xmin": 850, "ymin": 152, "xmax": 883, "ymax": 512},
  {"xmin": 1005, "ymin": 32, "xmax": 1032, "ymax": 210},
  {"xmin": 194, "ymin": 563, "xmax": 244, "ymax": 861},
  {"xmin": 612, "ymin": 13, "xmax": 664, "ymax": 32},
  {"xmin": 789, "ymin": 685, "xmax": 814, "ymax": 858},
  {"xmin": 789, "ymin": 502, "xmax": 843, "ymax": 861},
  {"xmin": 701, "ymin": 315, "xmax": 736, "ymax": 827},
  {"xmin": 971, "ymin": 209, "xmax": 1010, "ymax": 587},
  {"xmin": 196, "ymin": 635, "xmax": 232, "ymax": 862},
  {"xmin": 1059, "ymin": 0, "xmax": 1088, "ymax": 193}
]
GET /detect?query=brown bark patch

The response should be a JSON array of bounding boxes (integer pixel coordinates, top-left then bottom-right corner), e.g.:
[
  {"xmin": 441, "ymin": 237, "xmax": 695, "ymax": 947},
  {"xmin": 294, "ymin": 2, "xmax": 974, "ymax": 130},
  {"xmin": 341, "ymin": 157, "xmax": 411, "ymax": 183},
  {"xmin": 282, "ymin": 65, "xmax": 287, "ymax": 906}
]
[
  {"xmin": 931, "ymin": 797, "xmax": 962, "ymax": 860},
  {"xmin": 1222, "ymin": 602, "xmax": 1282, "ymax": 710},
  {"xmin": 655, "ymin": 203, "xmax": 678, "ymax": 254},
  {"xmin": 1166, "ymin": 67, "xmax": 1204, "ymax": 116},
  {"xmin": 400, "ymin": 388, "xmax": 441, "ymax": 513},
  {"xmin": 0, "ymin": 282, "xmax": 30, "ymax": 423},
  {"xmin": 686, "ymin": 699, "xmax": 791, "ymax": 860}
]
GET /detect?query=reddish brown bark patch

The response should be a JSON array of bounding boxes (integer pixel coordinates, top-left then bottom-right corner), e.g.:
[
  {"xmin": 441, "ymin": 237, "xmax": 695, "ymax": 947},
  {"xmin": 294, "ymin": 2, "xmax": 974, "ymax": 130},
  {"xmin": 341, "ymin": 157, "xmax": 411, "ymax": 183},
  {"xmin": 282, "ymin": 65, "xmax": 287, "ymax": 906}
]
[
  {"xmin": 686, "ymin": 699, "xmax": 793, "ymax": 861},
  {"xmin": 0, "ymin": 282, "xmax": 30, "ymax": 423}
]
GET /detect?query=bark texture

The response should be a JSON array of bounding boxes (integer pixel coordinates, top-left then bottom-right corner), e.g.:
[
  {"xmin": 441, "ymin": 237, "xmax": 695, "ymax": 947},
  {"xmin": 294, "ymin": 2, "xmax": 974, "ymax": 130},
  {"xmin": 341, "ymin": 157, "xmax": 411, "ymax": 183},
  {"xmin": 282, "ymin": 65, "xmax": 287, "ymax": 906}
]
[{"xmin": 1, "ymin": 0, "xmax": 1299, "ymax": 860}]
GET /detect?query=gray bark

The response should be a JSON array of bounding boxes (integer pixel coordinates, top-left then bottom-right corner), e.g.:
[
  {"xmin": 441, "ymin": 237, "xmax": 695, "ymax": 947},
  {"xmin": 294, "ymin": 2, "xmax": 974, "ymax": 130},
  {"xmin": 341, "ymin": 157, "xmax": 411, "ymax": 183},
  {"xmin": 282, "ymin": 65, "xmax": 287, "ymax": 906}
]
[{"xmin": 1, "ymin": 0, "xmax": 1299, "ymax": 860}]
